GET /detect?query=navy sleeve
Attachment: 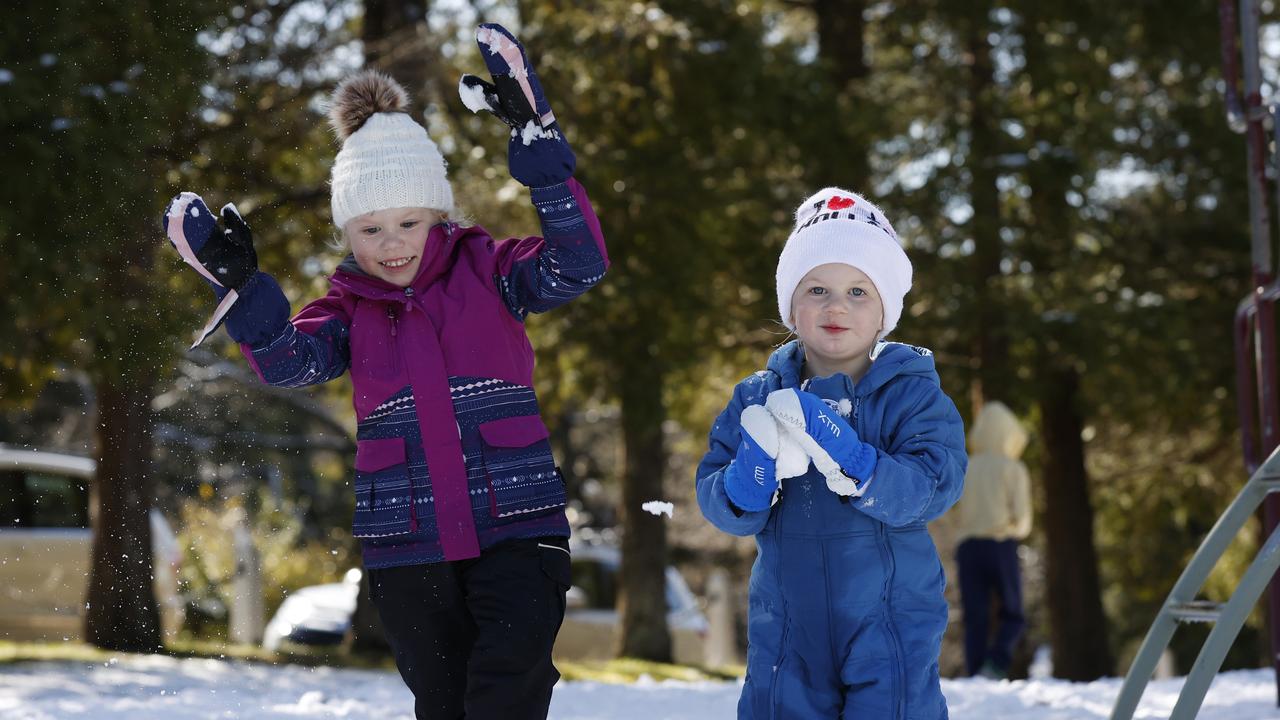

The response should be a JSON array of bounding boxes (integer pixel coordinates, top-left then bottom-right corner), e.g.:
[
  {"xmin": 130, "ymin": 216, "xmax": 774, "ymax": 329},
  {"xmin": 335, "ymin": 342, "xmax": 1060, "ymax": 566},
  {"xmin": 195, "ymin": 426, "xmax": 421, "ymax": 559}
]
[
  {"xmin": 495, "ymin": 178, "xmax": 609, "ymax": 318},
  {"xmin": 230, "ymin": 276, "xmax": 352, "ymax": 389}
]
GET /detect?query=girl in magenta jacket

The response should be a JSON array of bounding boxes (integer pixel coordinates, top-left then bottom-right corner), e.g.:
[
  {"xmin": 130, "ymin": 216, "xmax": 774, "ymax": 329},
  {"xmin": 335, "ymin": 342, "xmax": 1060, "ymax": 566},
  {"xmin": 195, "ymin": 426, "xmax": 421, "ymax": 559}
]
[{"xmin": 163, "ymin": 25, "xmax": 606, "ymax": 720}]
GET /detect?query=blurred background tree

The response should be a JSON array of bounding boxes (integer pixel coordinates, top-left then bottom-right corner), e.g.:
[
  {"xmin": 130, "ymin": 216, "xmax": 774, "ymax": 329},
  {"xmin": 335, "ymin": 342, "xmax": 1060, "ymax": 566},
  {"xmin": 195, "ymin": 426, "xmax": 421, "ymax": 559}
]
[{"xmin": 0, "ymin": 0, "xmax": 228, "ymax": 652}]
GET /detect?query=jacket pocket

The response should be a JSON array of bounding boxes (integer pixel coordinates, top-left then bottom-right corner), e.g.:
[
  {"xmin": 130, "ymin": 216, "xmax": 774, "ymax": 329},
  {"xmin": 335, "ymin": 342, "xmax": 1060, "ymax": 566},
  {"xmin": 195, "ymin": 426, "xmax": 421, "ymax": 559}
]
[
  {"xmin": 478, "ymin": 415, "xmax": 566, "ymax": 518},
  {"xmin": 352, "ymin": 437, "xmax": 415, "ymax": 538},
  {"xmin": 537, "ymin": 538, "xmax": 573, "ymax": 591}
]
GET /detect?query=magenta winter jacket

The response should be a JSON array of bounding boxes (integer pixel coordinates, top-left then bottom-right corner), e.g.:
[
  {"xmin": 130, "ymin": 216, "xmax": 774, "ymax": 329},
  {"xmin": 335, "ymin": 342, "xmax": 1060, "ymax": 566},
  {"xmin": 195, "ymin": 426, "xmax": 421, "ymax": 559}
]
[{"xmin": 224, "ymin": 179, "xmax": 607, "ymax": 568}]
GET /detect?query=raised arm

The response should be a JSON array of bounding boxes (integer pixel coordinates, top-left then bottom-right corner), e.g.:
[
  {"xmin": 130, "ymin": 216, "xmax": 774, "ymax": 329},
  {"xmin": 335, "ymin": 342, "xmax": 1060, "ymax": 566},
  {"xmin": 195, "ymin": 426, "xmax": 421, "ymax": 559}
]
[
  {"xmin": 495, "ymin": 179, "xmax": 608, "ymax": 318},
  {"xmin": 230, "ymin": 279, "xmax": 352, "ymax": 389},
  {"xmin": 161, "ymin": 191, "xmax": 351, "ymax": 388},
  {"xmin": 459, "ymin": 23, "xmax": 608, "ymax": 318}
]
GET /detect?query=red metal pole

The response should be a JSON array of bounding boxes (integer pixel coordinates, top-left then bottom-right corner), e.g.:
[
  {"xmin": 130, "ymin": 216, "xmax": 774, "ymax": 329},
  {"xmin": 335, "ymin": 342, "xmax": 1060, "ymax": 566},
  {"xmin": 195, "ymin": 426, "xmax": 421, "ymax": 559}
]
[{"xmin": 1237, "ymin": 301, "xmax": 1259, "ymax": 474}]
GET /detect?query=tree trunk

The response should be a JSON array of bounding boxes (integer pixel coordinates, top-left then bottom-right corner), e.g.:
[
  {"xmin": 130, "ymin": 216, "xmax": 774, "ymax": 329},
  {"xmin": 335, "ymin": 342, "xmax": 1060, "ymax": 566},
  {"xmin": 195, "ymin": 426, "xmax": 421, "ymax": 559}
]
[
  {"xmin": 964, "ymin": 7, "xmax": 1010, "ymax": 412},
  {"xmin": 85, "ymin": 379, "xmax": 162, "ymax": 652},
  {"xmin": 811, "ymin": 0, "xmax": 870, "ymax": 190},
  {"xmin": 362, "ymin": 0, "xmax": 432, "ymax": 98},
  {"xmin": 616, "ymin": 353, "xmax": 672, "ymax": 661},
  {"xmin": 814, "ymin": 0, "xmax": 867, "ymax": 82},
  {"xmin": 1037, "ymin": 357, "xmax": 1113, "ymax": 680}
]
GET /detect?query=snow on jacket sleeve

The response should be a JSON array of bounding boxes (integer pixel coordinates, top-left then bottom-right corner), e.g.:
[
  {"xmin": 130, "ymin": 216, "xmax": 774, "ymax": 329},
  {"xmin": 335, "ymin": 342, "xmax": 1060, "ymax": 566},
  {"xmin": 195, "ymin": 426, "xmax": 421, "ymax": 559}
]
[
  {"xmin": 853, "ymin": 377, "xmax": 967, "ymax": 527},
  {"xmin": 696, "ymin": 375, "xmax": 773, "ymax": 537},
  {"xmin": 225, "ymin": 272, "xmax": 352, "ymax": 389},
  {"xmin": 494, "ymin": 178, "xmax": 609, "ymax": 318}
]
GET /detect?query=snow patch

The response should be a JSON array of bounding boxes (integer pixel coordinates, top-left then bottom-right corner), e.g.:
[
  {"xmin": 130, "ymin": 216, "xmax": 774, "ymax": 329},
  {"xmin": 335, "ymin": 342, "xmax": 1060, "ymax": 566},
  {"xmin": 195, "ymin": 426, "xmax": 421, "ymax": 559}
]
[
  {"xmin": 516, "ymin": 119, "xmax": 550, "ymax": 146},
  {"xmin": 476, "ymin": 27, "xmax": 512, "ymax": 56},
  {"xmin": 458, "ymin": 78, "xmax": 488, "ymax": 114},
  {"xmin": 642, "ymin": 501, "xmax": 673, "ymax": 518},
  {"xmin": 1, "ymin": 656, "xmax": 1280, "ymax": 718}
]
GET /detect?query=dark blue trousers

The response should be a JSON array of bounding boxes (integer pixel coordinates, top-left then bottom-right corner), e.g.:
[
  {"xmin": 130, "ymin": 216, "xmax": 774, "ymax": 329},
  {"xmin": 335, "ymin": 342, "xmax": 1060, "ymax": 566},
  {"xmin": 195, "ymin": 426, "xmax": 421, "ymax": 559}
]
[{"xmin": 956, "ymin": 538, "xmax": 1025, "ymax": 675}]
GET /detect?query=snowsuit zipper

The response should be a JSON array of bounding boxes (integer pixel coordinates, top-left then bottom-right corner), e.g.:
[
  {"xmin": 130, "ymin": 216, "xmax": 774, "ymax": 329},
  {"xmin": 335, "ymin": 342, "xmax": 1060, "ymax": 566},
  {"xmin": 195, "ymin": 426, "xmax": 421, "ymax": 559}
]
[
  {"xmin": 861, "ymin": 402, "xmax": 906, "ymax": 720},
  {"xmin": 771, "ymin": 463, "xmax": 789, "ymax": 719},
  {"xmin": 878, "ymin": 523, "xmax": 906, "ymax": 719}
]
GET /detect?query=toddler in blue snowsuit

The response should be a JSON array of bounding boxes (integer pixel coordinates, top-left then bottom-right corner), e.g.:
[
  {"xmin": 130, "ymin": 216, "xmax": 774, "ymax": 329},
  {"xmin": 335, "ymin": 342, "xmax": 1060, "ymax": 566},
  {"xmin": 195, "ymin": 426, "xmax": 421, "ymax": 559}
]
[{"xmin": 697, "ymin": 188, "xmax": 967, "ymax": 719}]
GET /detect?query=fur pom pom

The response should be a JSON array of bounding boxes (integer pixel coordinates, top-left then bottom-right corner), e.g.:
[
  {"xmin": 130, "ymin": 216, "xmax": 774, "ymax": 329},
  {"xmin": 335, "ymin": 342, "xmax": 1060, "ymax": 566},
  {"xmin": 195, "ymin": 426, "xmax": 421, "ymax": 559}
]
[{"xmin": 328, "ymin": 70, "xmax": 410, "ymax": 141}]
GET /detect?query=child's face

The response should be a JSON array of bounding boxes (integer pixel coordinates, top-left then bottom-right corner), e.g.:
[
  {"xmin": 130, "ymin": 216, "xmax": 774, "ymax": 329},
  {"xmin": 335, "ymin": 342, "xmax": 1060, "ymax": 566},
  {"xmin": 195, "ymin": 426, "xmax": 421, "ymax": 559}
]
[
  {"xmin": 345, "ymin": 207, "xmax": 443, "ymax": 286},
  {"xmin": 790, "ymin": 263, "xmax": 883, "ymax": 371}
]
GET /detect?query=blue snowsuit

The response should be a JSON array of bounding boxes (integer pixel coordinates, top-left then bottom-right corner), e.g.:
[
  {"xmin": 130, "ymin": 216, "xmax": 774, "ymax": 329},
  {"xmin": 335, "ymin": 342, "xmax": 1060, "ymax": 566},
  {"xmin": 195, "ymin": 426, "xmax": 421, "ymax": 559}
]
[{"xmin": 697, "ymin": 340, "xmax": 967, "ymax": 719}]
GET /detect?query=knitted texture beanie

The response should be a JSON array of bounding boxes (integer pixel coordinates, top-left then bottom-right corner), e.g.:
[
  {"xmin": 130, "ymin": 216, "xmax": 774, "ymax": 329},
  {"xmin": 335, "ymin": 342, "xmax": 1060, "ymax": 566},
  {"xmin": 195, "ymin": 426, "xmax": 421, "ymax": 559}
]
[
  {"xmin": 328, "ymin": 71, "xmax": 454, "ymax": 227},
  {"xmin": 776, "ymin": 187, "xmax": 913, "ymax": 341}
]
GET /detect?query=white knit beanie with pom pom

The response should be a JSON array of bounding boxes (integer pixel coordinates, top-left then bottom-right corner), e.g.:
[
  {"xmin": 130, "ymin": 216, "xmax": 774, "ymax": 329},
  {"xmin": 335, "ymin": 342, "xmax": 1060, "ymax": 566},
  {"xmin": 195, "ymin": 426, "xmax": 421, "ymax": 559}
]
[{"xmin": 328, "ymin": 70, "xmax": 454, "ymax": 227}]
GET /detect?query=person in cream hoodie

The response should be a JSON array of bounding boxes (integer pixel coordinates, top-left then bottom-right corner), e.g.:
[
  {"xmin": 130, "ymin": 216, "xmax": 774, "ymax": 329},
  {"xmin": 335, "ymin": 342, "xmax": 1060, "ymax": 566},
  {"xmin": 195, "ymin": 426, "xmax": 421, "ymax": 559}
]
[{"xmin": 954, "ymin": 400, "xmax": 1032, "ymax": 679}]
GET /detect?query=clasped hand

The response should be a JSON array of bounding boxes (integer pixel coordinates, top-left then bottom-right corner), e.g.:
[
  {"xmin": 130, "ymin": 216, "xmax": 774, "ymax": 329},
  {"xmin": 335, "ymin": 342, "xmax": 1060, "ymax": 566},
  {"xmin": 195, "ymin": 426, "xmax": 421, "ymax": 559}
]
[{"xmin": 723, "ymin": 388, "xmax": 879, "ymax": 512}]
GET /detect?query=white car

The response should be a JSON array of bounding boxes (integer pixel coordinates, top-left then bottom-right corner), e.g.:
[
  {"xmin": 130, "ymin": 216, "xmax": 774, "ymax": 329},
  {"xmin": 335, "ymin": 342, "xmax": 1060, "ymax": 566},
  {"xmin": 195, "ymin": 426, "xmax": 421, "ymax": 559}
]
[
  {"xmin": 0, "ymin": 446, "xmax": 185, "ymax": 642},
  {"xmin": 262, "ymin": 541, "xmax": 711, "ymax": 665},
  {"xmin": 262, "ymin": 567, "xmax": 362, "ymax": 652}
]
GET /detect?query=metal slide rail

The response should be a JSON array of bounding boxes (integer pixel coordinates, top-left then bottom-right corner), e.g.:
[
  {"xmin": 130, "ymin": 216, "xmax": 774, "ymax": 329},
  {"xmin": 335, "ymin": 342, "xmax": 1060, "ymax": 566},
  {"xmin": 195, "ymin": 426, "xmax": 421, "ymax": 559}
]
[{"xmin": 1109, "ymin": 444, "xmax": 1280, "ymax": 719}]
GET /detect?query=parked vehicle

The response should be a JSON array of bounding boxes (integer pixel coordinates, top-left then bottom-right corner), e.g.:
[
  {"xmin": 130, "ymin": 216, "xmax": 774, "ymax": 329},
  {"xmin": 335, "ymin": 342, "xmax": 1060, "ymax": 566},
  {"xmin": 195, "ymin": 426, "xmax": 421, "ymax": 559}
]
[
  {"xmin": 0, "ymin": 446, "xmax": 184, "ymax": 641},
  {"xmin": 262, "ymin": 539, "xmax": 710, "ymax": 665},
  {"xmin": 262, "ymin": 567, "xmax": 362, "ymax": 652}
]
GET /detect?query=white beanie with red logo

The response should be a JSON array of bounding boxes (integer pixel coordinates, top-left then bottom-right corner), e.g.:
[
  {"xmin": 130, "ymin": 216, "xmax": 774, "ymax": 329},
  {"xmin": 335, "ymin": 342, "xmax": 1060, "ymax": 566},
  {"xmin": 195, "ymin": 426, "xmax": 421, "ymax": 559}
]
[{"xmin": 775, "ymin": 187, "xmax": 913, "ymax": 342}]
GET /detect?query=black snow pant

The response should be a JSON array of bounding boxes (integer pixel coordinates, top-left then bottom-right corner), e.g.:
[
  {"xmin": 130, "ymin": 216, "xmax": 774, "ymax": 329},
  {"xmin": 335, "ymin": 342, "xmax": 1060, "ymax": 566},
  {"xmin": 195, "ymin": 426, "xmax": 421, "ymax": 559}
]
[{"xmin": 367, "ymin": 536, "xmax": 572, "ymax": 720}]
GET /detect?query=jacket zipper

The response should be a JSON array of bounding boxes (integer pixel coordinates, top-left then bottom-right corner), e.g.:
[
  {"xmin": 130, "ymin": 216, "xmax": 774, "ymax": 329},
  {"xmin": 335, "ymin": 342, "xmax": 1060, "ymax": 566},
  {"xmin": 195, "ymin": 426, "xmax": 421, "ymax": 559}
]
[
  {"xmin": 387, "ymin": 296, "xmax": 418, "ymax": 533},
  {"xmin": 385, "ymin": 306, "xmax": 401, "ymax": 377}
]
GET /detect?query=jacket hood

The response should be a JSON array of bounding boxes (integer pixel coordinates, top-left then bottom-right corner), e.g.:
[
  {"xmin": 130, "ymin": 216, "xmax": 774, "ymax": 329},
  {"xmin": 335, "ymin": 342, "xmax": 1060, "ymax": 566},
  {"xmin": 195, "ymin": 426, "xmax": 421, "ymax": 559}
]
[
  {"xmin": 330, "ymin": 221, "xmax": 476, "ymax": 300},
  {"xmin": 765, "ymin": 339, "xmax": 940, "ymax": 396},
  {"xmin": 336, "ymin": 253, "xmax": 369, "ymax": 278},
  {"xmin": 968, "ymin": 401, "xmax": 1027, "ymax": 458}
]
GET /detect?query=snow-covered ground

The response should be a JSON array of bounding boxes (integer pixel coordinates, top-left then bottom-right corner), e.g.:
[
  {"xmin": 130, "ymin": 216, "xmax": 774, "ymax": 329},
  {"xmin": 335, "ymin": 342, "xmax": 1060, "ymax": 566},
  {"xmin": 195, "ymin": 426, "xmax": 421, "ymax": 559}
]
[{"xmin": 0, "ymin": 655, "xmax": 1278, "ymax": 719}]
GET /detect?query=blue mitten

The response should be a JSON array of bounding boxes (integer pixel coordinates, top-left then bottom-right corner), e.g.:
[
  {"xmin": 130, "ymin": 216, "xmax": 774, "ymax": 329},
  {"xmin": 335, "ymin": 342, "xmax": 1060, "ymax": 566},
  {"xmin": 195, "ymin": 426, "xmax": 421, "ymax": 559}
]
[
  {"xmin": 162, "ymin": 192, "xmax": 258, "ymax": 347},
  {"xmin": 722, "ymin": 405, "xmax": 782, "ymax": 512},
  {"xmin": 458, "ymin": 23, "xmax": 576, "ymax": 188},
  {"xmin": 766, "ymin": 387, "xmax": 878, "ymax": 496}
]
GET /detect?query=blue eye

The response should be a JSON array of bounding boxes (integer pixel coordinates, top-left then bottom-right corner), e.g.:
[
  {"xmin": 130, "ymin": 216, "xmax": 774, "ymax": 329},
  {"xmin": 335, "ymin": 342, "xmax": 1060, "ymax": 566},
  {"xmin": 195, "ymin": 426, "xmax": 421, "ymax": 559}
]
[
  {"xmin": 851, "ymin": 287, "xmax": 866, "ymax": 297},
  {"xmin": 809, "ymin": 287, "xmax": 826, "ymax": 295},
  {"xmin": 401, "ymin": 220, "xmax": 419, "ymax": 229},
  {"xmin": 362, "ymin": 226, "xmax": 380, "ymax": 235}
]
